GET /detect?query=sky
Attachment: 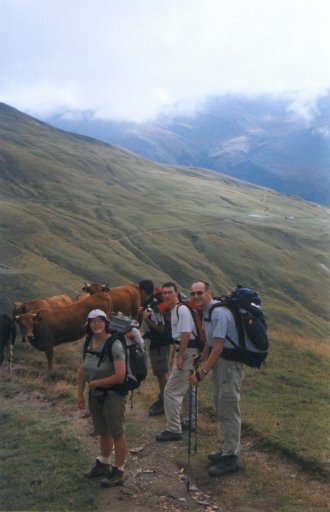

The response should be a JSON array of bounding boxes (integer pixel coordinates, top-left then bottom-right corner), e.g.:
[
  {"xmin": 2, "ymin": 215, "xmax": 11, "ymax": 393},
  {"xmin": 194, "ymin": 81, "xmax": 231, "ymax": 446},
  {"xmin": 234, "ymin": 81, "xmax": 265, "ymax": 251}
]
[{"xmin": 1, "ymin": 0, "xmax": 330, "ymax": 122}]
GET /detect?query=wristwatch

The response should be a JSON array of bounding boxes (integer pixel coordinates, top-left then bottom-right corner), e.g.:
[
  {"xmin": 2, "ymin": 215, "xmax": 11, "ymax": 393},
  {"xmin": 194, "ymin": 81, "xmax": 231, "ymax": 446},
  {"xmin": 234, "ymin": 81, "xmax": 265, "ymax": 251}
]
[{"xmin": 196, "ymin": 368, "xmax": 208, "ymax": 381}]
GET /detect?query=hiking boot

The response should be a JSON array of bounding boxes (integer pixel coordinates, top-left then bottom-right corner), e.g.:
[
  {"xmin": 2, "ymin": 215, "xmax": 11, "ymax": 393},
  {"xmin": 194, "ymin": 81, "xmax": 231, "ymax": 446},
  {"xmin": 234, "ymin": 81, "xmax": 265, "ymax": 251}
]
[
  {"xmin": 101, "ymin": 468, "xmax": 124, "ymax": 487},
  {"xmin": 155, "ymin": 430, "xmax": 182, "ymax": 442},
  {"xmin": 149, "ymin": 396, "xmax": 164, "ymax": 416},
  {"xmin": 84, "ymin": 459, "xmax": 111, "ymax": 478},
  {"xmin": 208, "ymin": 455, "xmax": 240, "ymax": 477},
  {"xmin": 207, "ymin": 450, "xmax": 223, "ymax": 463}
]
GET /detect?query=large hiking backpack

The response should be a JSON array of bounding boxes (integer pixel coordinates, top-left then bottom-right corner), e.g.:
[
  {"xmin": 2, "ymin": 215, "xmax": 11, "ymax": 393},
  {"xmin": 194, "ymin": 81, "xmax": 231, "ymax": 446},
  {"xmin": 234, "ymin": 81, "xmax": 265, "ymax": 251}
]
[
  {"xmin": 205, "ymin": 285, "xmax": 269, "ymax": 368},
  {"xmin": 176, "ymin": 301, "xmax": 206, "ymax": 353},
  {"xmin": 83, "ymin": 315, "xmax": 147, "ymax": 394}
]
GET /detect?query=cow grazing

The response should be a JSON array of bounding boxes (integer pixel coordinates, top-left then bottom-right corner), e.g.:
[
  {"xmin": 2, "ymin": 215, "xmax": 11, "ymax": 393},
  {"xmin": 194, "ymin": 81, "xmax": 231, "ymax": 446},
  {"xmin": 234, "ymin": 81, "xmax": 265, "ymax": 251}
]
[
  {"xmin": 82, "ymin": 282, "xmax": 140, "ymax": 319},
  {"xmin": 14, "ymin": 292, "xmax": 112, "ymax": 370},
  {"xmin": 0, "ymin": 314, "xmax": 16, "ymax": 371},
  {"xmin": 13, "ymin": 294, "xmax": 73, "ymax": 342}
]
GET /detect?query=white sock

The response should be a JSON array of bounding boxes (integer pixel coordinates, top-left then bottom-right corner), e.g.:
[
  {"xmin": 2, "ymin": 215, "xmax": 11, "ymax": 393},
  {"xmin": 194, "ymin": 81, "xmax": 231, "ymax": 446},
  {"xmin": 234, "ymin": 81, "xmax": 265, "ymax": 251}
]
[
  {"xmin": 97, "ymin": 455, "xmax": 111, "ymax": 464},
  {"xmin": 117, "ymin": 466, "xmax": 125, "ymax": 472}
]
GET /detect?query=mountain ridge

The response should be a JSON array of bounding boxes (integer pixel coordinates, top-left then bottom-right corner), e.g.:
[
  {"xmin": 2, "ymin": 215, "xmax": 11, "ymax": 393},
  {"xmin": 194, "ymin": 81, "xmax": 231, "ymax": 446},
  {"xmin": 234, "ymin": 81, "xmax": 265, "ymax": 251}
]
[{"xmin": 43, "ymin": 93, "xmax": 330, "ymax": 206}]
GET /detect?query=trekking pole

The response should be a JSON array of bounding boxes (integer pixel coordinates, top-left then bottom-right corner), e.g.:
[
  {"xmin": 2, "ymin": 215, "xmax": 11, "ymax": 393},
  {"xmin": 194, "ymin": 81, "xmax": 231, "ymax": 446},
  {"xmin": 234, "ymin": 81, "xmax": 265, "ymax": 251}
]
[
  {"xmin": 186, "ymin": 353, "xmax": 201, "ymax": 492},
  {"xmin": 186, "ymin": 381, "xmax": 193, "ymax": 492},
  {"xmin": 194, "ymin": 381, "xmax": 198, "ymax": 454},
  {"xmin": 192, "ymin": 353, "xmax": 201, "ymax": 455}
]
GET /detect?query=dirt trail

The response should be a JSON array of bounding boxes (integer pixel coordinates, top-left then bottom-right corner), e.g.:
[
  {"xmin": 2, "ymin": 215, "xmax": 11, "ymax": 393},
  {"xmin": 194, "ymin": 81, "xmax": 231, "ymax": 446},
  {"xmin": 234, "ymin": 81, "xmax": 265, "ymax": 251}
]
[{"xmin": 4, "ymin": 386, "xmax": 329, "ymax": 512}]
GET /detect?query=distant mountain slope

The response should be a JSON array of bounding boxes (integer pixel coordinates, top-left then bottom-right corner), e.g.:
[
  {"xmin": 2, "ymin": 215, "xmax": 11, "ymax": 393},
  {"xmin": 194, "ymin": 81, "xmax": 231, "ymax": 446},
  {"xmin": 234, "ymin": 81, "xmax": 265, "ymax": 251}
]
[
  {"xmin": 0, "ymin": 102, "xmax": 329, "ymax": 339},
  {"xmin": 45, "ymin": 94, "xmax": 330, "ymax": 206}
]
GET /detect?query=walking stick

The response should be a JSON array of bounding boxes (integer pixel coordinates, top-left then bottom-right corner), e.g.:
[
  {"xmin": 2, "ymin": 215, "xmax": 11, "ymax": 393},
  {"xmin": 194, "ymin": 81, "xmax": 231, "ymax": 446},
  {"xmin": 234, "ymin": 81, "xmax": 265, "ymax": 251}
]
[
  {"xmin": 194, "ymin": 380, "xmax": 198, "ymax": 454},
  {"xmin": 187, "ymin": 354, "xmax": 201, "ymax": 492},
  {"xmin": 186, "ymin": 381, "xmax": 193, "ymax": 492}
]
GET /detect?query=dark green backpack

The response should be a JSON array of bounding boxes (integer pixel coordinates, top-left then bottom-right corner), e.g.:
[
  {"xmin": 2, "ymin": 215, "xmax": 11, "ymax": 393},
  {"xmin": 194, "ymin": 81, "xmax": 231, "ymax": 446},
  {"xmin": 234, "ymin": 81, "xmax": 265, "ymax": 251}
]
[{"xmin": 205, "ymin": 285, "xmax": 269, "ymax": 368}]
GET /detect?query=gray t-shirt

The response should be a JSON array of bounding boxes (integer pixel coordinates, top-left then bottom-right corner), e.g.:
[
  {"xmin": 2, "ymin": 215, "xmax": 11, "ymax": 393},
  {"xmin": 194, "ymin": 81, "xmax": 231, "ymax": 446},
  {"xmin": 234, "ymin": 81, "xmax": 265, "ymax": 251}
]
[
  {"xmin": 83, "ymin": 337, "xmax": 125, "ymax": 382},
  {"xmin": 203, "ymin": 300, "xmax": 239, "ymax": 350}
]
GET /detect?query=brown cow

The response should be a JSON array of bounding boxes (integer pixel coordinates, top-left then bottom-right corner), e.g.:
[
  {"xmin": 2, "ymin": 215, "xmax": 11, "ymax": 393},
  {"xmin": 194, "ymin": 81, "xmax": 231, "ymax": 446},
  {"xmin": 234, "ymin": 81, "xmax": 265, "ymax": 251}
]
[
  {"xmin": 13, "ymin": 294, "xmax": 73, "ymax": 342},
  {"xmin": 14, "ymin": 292, "xmax": 112, "ymax": 370},
  {"xmin": 82, "ymin": 282, "xmax": 110, "ymax": 294},
  {"xmin": 82, "ymin": 282, "xmax": 140, "ymax": 319},
  {"xmin": 75, "ymin": 292, "xmax": 89, "ymax": 302}
]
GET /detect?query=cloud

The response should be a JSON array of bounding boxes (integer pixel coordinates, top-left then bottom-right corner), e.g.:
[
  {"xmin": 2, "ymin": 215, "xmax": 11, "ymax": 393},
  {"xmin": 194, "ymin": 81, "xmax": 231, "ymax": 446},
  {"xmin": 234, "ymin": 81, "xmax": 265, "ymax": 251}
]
[
  {"xmin": 1, "ymin": 0, "xmax": 330, "ymax": 121},
  {"xmin": 286, "ymin": 89, "xmax": 327, "ymax": 123}
]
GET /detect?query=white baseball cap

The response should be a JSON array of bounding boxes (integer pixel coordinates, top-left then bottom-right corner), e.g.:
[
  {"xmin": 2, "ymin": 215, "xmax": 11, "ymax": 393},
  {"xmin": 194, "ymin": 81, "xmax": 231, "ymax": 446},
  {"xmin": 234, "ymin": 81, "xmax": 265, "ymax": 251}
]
[{"xmin": 87, "ymin": 309, "xmax": 109, "ymax": 322}]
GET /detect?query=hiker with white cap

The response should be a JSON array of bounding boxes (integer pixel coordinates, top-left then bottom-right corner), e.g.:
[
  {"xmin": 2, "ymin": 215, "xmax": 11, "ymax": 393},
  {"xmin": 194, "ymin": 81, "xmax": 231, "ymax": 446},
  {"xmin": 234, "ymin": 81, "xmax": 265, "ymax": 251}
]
[{"xmin": 77, "ymin": 309, "xmax": 127, "ymax": 487}]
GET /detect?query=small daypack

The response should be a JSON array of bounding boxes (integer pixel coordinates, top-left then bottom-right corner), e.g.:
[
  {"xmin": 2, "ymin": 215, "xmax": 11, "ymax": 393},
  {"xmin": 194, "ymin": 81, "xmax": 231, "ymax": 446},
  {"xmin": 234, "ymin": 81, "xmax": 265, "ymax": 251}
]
[
  {"xmin": 144, "ymin": 297, "xmax": 173, "ymax": 348},
  {"xmin": 205, "ymin": 285, "xmax": 269, "ymax": 368},
  {"xmin": 176, "ymin": 301, "xmax": 206, "ymax": 353},
  {"xmin": 83, "ymin": 315, "xmax": 147, "ymax": 394}
]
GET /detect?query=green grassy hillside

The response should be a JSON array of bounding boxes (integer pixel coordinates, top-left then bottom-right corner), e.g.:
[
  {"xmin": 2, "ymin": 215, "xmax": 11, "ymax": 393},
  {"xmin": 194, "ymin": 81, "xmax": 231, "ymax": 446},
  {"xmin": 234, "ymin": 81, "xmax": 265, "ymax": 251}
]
[
  {"xmin": 0, "ymin": 103, "xmax": 329, "ymax": 492},
  {"xmin": 1, "ymin": 103, "xmax": 329, "ymax": 340}
]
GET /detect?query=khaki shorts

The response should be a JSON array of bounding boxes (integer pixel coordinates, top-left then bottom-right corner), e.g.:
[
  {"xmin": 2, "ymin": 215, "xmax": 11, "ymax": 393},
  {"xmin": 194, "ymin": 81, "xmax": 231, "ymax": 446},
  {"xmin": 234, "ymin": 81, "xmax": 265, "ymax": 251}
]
[
  {"xmin": 149, "ymin": 344, "xmax": 170, "ymax": 376},
  {"xmin": 89, "ymin": 390, "xmax": 126, "ymax": 438}
]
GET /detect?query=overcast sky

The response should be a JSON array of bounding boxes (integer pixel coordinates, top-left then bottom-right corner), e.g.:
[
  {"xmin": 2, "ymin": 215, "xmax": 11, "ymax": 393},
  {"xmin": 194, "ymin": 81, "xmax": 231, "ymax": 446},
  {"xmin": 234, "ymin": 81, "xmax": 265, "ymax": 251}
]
[{"xmin": 1, "ymin": 0, "xmax": 330, "ymax": 122}]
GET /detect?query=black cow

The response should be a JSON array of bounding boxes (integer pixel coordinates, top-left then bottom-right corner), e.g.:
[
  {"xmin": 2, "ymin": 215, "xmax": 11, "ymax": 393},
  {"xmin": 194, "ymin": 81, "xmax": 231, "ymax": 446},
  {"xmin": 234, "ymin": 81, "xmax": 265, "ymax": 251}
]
[{"xmin": 0, "ymin": 314, "xmax": 16, "ymax": 371}]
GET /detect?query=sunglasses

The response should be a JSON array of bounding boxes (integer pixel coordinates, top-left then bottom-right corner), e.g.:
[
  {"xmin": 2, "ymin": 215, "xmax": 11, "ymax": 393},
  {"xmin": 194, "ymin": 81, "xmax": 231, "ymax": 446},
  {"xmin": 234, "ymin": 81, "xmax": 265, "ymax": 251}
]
[{"xmin": 190, "ymin": 290, "xmax": 205, "ymax": 296}]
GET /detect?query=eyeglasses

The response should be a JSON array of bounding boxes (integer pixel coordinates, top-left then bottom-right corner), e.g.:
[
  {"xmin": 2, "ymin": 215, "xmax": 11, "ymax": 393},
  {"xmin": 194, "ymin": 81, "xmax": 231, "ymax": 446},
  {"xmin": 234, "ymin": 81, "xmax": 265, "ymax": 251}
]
[
  {"xmin": 90, "ymin": 318, "xmax": 105, "ymax": 324},
  {"xmin": 190, "ymin": 290, "xmax": 205, "ymax": 297}
]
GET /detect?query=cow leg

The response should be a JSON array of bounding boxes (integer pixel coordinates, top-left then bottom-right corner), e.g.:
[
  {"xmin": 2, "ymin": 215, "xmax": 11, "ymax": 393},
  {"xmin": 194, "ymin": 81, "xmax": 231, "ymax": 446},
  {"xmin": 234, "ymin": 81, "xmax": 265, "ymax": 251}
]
[
  {"xmin": 46, "ymin": 347, "xmax": 54, "ymax": 371},
  {"xmin": 8, "ymin": 343, "xmax": 13, "ymax": 372}
]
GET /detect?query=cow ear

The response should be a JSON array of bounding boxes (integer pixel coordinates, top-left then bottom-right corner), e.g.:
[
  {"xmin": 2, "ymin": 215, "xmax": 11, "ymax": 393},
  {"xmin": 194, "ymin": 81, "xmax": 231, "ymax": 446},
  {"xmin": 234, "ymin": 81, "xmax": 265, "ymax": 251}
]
[
  {"xmin": 33, "ymin": 311, "xmax": 42, "ymax": 321},
  {"xmin": 103, "ymin": 286, "xmax": 110, "ymax": 292}
]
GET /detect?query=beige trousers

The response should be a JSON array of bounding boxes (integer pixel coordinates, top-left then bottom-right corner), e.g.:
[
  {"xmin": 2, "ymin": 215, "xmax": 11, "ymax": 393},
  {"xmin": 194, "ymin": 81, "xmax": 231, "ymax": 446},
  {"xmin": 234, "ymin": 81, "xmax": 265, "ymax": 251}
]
[
  {"xmin": 164, "ymin": 348, "xmax": 196, "ymax": 433},
  {"xmin": 212, "ymin": 357, "xmax": 244, "ymax": 456}
]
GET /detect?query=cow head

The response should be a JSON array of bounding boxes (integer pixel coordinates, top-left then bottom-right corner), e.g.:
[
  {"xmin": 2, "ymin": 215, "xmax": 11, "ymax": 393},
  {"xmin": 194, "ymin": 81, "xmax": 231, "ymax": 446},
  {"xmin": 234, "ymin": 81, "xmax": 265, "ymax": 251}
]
[
  {"xmin": 13, "ymin": 302, "xmax": 25, "ymax": 315},
  {"xmin": 82, "ymin": 282, "xmax": 110, "ymax": 294},
  {"xmin": 15, "ymin": 312, "xmax": 38, "ymax": 340}
]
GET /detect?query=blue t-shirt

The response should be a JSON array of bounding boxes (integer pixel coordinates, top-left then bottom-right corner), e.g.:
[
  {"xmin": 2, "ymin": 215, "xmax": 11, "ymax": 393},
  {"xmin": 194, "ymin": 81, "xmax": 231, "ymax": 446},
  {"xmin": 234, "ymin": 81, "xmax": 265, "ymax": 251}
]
[{"xmin": 203, "ymin": 300, "xmax": 239, "ymax": 349}]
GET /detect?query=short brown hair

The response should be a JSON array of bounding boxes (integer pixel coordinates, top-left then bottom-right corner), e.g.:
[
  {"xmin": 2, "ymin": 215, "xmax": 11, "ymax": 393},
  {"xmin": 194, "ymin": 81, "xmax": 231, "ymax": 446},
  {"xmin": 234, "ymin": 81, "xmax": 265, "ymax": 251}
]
[{"xmin": 162, "ymin": 281, "xmax": 178, "ymax": 292}]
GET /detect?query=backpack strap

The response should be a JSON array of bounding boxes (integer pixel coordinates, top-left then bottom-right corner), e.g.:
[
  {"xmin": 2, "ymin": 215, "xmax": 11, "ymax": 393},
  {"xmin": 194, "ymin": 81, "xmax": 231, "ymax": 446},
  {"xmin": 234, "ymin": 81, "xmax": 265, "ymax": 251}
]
[
  {"xmin": 176, "ymin": 303, "xmax": 206, "ymax": 351},
  {"xmin": 83, "ymin": 334, "xmax": 118, "ymax": 367},
  {"xmin": 82, "ymin": 335, "xmax": 92, "ymax": 360},
  {"xmin": 176, "ymin": 303, "xmax": 197, "ymax": 337}
]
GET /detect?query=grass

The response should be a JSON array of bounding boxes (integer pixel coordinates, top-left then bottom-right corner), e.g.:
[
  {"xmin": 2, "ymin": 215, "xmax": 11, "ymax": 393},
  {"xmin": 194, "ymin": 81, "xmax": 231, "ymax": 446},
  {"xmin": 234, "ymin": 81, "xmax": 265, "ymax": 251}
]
[
  {"xmin": 0, "ymin": 398, "xmax": 101, "ymax": 512},
  {"xmin": 0, "ymin": 104, "xmax": 330, "ymax": 343},
  {"xmin": 0, "ymin": 103, "xmax": 329, "ymax": 509},
  {"xmin": 0, "ymin": 331, "xmax": 329, "ymax": 511}
]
